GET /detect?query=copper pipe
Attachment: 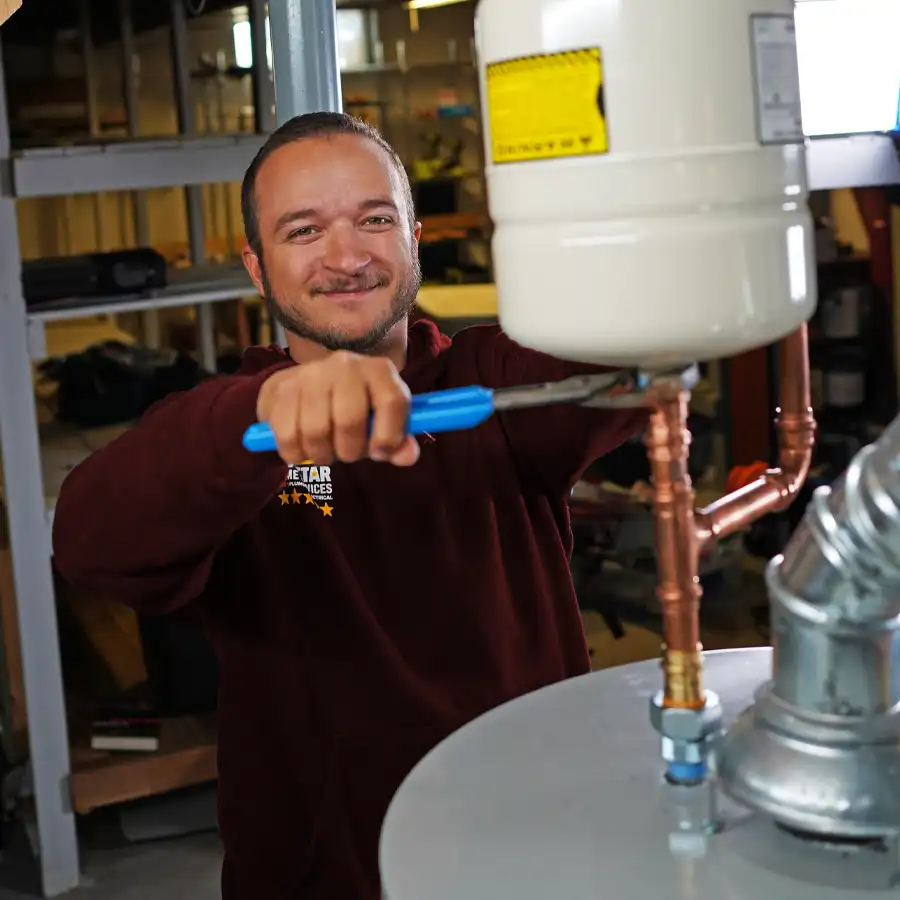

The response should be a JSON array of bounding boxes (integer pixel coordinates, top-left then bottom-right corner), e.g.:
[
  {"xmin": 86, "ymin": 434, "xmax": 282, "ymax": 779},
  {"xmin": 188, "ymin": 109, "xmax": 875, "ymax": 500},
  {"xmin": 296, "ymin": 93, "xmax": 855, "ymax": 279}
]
[
  {"xmin": 645, "ymin": 382, "xmax": 705, "ymax": 710},
  {"xmin": 693, "ymin": 325, "xmax": 816, "ymax": 550},
  {"xmin": 645, "ymin": 325, "xmax": 815, "ymax": 710}
]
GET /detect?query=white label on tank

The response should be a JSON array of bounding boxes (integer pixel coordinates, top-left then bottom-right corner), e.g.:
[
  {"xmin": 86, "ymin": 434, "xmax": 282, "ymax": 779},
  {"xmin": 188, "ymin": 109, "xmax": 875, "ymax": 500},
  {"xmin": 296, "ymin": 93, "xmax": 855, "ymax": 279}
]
[{"xmin": 750, "ymin": 14, "xmax": 804, "ymax": 145}]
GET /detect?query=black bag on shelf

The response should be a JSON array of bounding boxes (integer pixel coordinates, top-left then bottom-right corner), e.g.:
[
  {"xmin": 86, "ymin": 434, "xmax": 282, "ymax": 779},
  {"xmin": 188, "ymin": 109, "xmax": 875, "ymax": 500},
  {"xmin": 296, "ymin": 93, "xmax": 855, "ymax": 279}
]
[
  {"xmin": 22, "ymin": 248, "xmax": 168, "ymax": 307},
  {"xmin": 39, "ymin": 341, "xmax": 211, "ymax": 428}
]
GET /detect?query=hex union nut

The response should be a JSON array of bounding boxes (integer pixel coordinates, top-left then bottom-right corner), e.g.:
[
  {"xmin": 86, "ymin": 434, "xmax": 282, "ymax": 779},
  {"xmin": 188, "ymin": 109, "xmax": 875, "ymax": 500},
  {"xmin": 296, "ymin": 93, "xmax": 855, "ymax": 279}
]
[{"xmin": 650, "ymin": 690, "xmax": 723, "ymax": 742}]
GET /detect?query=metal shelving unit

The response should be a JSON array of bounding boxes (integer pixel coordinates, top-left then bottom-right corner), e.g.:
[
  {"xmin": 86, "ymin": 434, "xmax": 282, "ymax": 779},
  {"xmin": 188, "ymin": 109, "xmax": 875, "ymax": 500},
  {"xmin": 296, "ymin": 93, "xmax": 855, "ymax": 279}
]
[
  {"xmin": 0, "ymin": 0, "xmax": 338, "ymax": 894},
  {"xmin": 13, "ymin": 134, "xmax": 266, "ymax": 198}
]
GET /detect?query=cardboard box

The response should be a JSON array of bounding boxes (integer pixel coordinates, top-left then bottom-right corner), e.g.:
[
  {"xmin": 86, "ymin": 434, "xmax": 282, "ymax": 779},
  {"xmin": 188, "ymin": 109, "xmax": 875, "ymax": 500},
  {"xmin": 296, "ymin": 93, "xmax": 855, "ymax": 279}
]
[{"xmin": 0, "ymin": 0, "xmax": 22, "ymax": 27}]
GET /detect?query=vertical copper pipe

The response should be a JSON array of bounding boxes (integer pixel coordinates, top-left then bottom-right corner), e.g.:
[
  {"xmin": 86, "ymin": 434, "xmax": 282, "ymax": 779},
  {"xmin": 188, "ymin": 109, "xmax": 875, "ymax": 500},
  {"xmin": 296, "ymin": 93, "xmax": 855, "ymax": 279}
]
[
  {"xmin": 693, "ymin": 326, "xmax": 815, "ymax": 549},
  {"xmin": 645, "ymin": 383, "xmax": 704, "ymax": 710},
  {"xmin": 647, "ymin": 325, "xmax": 814, "ymax": 710}
]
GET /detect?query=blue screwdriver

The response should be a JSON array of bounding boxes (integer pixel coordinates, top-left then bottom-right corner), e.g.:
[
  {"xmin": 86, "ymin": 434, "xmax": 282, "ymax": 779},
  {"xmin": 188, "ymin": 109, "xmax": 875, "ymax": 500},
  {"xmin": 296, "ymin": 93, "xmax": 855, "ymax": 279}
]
[{"xmin": 241, "ymin": 371, "xmax": 638, "ymax": 453}]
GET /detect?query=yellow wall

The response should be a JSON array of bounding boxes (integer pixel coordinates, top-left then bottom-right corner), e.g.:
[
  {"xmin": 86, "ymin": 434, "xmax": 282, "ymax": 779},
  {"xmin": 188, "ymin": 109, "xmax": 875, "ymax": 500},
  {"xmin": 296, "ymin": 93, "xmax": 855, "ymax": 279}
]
[
  {"xmin": 13, "ymin": 2, "xmax": 481, "ymax": 262},
  {"xmin": 830, "ymin": 188, "xmax": 871, "ymax": 255}
]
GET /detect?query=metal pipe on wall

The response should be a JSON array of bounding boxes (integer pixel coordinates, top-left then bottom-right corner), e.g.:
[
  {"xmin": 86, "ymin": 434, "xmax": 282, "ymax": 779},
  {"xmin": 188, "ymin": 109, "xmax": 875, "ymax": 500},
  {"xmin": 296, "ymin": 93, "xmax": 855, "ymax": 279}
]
[
  {"xmin": 268, "ymin": 0, "xmax": 342, "ymax": 123},
  {"xmin": 170, "ymin": 0, "xmax": 217, "ymax": 374},
  {"xmin": 266, "ymin": 0, "xmax": 343, "ymax": 346}
]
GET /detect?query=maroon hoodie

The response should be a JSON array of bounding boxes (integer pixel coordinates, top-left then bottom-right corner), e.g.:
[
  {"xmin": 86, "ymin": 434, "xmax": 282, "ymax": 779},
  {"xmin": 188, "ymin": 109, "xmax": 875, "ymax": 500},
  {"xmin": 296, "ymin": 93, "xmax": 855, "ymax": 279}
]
[{"xmin": 52, "ymin": 320, "xmax": 645, "ymax": 900}]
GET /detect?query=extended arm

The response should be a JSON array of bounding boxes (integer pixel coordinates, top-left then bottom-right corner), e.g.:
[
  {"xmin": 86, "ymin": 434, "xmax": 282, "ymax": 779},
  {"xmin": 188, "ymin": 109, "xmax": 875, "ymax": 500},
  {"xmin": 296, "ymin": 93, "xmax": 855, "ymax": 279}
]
[
  {"xmin": 53, "ymin": 348, "xmax": 420, "ymax": 612},
  {"xmin": 52, "ymin": 365, "xmax": 291, "ymax": 613}
]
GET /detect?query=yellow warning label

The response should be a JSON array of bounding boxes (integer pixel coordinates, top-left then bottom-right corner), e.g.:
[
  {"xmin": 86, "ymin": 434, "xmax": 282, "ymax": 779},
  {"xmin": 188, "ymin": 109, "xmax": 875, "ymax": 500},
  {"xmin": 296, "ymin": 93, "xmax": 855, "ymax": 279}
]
[{"xmin": 486, "ymin": 48, "xmax": 609, "ymax": 165}]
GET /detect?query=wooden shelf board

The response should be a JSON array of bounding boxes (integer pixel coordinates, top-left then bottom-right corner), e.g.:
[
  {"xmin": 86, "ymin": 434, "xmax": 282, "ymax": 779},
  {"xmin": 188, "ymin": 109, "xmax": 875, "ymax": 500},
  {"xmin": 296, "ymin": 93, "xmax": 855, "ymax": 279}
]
[{"xmin": 69, "ymin": 714, "xmax": 217, "ymax": 815}]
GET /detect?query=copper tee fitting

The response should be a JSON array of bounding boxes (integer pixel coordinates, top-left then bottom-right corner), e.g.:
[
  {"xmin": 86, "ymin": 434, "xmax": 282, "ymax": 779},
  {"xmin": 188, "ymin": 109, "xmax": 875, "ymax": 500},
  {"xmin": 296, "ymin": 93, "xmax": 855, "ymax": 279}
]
[{"xmin": 646, "ymin": 325, "xmax": 815, "ymax": 709}]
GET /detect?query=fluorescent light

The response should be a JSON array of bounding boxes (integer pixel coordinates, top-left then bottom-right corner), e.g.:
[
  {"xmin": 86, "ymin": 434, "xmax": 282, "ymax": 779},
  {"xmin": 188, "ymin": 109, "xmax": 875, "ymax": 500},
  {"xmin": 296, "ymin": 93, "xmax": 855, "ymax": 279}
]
[
  {"xmin": 404, "ymin": 0, "xmax": 470, "ymax": 10},
  {"xmin": 232, "ymin": 18, "xmax": 272, "ymax": 70}
]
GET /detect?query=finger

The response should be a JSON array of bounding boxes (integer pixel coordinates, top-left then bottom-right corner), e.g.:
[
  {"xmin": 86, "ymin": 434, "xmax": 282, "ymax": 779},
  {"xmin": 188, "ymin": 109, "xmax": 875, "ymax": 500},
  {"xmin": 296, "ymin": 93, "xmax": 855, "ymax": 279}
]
[
  {"xmin": 299, "ymin": 377, "xmax": 335, "ymax": 464},
  {"xmin": 365, "ymin": 362, "xmax": 411, "ymax": 459},
  {"xmin": 267, "ymin": 394, "xmax": 303, "ymax": 465},
  {"xmin": 331, "ymin": 367, "xmax": 371, "ymax": 463},
  {"xmin": 385, "ymin": 435, "xmax": 420, "ymax": 467}
]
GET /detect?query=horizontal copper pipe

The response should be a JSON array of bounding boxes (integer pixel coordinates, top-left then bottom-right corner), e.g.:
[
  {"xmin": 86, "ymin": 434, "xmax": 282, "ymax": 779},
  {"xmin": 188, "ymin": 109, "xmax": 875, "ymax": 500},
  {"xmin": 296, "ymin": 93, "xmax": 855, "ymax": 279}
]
[
  {"xmin": 694, "ymin": 325, "xmax": 816, "ymax": 550},
  {"xmin": 644, "ymin": 382, "xmax": 704, "ymax": 709}
]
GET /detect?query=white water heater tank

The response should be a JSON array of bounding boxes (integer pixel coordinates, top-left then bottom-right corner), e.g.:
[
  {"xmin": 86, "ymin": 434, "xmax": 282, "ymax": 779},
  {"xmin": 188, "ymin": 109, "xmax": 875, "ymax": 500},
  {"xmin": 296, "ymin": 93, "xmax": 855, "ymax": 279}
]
[{"xmin": 475, "ymin": 0, "xmax": 817, "ymax": 367}]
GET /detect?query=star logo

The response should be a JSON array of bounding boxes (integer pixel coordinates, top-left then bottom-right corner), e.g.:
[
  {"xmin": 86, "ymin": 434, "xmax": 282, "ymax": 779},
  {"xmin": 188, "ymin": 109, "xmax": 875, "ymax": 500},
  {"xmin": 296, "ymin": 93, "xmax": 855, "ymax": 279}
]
[{"xmin": 280, "ymin": 459, "xmax": 336, "ymax": 516}]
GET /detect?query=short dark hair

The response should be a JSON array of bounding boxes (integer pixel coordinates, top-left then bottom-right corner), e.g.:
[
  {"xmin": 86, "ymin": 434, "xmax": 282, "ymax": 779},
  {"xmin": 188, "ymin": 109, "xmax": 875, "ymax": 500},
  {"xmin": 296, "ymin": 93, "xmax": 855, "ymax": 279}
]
[{"xmin": 240, "ymin": 112, "xmax": 416, "ymax": 259}]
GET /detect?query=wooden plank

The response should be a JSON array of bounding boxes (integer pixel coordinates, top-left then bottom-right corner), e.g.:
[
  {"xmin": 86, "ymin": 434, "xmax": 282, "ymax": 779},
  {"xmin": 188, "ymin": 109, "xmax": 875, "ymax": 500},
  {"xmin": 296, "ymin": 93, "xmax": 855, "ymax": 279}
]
[{"xmin": 69, "ymin": 715, "xmax": 218, "ymax": 815}]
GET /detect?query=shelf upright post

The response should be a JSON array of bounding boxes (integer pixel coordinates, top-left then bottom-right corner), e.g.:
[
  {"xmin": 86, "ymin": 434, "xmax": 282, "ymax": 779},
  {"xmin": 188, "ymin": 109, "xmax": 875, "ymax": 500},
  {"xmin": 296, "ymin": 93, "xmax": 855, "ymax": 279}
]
[
  {"xmin": 248, "ymin": 0, "xmax": 278, "ymax": 344},
  {"xmin": 79, "ymin": 0, "xmax": 106, "ymax": 253},
  {"xmin": 171, "ymin": 0, "xmax": 217, "ymax": 374},
  {"xmin": 0, "ymin": 41, "xmax": 81, "ymax": 900},
  {"xmin": 266, "ymin": 0, "xmax": 342, "ymax": 348},
  {"xmin": 119, "ymin": 0, "xmax": 160, "ymax": 348},
  {"xmin": 249, "ymin": 0, "xmax": 275, "ymax": 134}
]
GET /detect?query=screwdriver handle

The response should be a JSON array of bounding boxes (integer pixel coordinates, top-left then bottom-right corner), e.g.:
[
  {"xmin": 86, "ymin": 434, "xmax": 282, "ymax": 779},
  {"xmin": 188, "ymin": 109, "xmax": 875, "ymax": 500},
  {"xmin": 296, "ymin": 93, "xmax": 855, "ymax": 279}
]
[{"xmin": 242, "ymin": 385, "xmax": 495, "ymax": 453}]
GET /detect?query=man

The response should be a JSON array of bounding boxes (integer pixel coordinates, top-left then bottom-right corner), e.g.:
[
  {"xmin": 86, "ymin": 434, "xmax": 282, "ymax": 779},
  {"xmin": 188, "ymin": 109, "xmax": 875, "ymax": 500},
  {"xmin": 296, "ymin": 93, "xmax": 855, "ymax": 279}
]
[{"xmin": 52, "ymin": 113, "xmax": 645, "ymax": 900}]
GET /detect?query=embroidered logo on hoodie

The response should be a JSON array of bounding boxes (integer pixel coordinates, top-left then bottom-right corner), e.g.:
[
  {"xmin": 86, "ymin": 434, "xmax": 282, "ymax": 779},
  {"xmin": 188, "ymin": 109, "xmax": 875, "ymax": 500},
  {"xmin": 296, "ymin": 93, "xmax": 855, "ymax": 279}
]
[{"xmin": 278, "ymin": 461, "xmax": 334, "ymax": 516}]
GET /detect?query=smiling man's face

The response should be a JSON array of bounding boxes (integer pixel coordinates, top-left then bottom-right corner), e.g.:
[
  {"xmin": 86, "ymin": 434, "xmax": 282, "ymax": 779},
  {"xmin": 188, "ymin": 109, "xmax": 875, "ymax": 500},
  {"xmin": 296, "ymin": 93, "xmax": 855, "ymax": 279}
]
[{"xmin": 244, "ymin": 133, "xmax": 422, "ymax": 353}]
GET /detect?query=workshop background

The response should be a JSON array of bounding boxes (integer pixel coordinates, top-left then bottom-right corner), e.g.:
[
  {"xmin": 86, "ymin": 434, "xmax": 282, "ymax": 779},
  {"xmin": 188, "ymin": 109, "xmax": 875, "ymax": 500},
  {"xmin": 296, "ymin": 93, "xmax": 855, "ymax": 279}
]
[{"xmin": 0, "ymin": 0, "xmax": 897, "ymax": 897}]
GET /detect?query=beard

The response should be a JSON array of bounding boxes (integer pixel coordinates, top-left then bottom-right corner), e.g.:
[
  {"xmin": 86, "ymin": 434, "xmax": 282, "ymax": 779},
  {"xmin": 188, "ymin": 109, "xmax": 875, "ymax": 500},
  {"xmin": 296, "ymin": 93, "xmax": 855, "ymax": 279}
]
[{"xmin": 261, "ymin": 254, "xmax": 422, "ymax": 354}]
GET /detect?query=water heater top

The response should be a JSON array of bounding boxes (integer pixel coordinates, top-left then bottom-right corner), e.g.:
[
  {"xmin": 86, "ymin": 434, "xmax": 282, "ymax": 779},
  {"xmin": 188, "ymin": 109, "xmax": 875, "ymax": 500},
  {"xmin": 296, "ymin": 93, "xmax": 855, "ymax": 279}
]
[{"xmin": 381, "ymin": 649, "xmax": 898, "ymax": 900}]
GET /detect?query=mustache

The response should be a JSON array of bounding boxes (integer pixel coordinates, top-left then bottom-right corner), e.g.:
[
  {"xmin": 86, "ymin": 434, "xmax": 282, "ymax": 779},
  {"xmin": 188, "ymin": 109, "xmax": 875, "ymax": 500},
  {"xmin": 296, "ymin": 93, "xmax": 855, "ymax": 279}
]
[{"xmin": 310, "ymin": 272, "xmax": 390, "ymax": 294}]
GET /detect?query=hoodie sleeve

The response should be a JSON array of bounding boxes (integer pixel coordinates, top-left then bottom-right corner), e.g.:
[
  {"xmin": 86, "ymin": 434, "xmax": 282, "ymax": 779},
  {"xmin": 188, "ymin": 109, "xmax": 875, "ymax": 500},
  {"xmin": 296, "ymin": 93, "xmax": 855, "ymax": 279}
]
[
  {"xmin": 465, "ymin": 326, "xmax": 648, "ymax": 493},
  {"xmin": 52, "ymin": 361, "xmax": 293, "ymax": 614}
]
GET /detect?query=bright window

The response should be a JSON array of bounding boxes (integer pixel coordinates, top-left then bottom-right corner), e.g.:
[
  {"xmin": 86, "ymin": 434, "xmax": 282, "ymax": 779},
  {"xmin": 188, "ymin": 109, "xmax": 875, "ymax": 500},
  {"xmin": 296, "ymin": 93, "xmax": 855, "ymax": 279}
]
[
  {"xmin": 795, "ymin": 0, "xmax": 900, "ymax": 136},
  {"xmin": 233, "ymin": 7, "xmax": 371, "ymax": 72}
]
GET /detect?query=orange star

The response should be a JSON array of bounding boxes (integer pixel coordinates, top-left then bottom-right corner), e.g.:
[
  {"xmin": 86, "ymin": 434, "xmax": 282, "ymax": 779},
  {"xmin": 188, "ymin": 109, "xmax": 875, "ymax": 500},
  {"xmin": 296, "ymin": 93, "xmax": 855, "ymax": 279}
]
[
  {"xmin": 279, "ymin": 491, "xmax": 290, "ymax": 505},
  {"xmin": 305, "ymin": 493, "xmax": 316, "ymax": 505},
  {"xmin": 291, "ymin": 490, "xmax": 302, "ymax": 504},
  {"xmin": 320, "ymin": 503, "xmax": 334, "ymax": 517}
]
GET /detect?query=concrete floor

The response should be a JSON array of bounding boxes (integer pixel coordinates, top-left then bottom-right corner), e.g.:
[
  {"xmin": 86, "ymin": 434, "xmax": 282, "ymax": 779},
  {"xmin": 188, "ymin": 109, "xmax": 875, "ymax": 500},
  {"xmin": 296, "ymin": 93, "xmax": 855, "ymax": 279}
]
[
  {"xmin": 0, "ymin": 786, "xmax": 223, "ymax": 900},
  {"xmin": 0, "ymin": 829, "xmax": 222, "ymax": 900}
]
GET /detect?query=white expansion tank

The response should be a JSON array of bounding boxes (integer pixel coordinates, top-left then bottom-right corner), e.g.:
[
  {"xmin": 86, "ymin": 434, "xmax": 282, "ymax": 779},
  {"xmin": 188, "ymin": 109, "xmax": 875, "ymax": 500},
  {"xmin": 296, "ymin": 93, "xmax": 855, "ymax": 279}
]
[{"xmin": 475, "ymin": 0, "xmax": 817, "ymax": 367}]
